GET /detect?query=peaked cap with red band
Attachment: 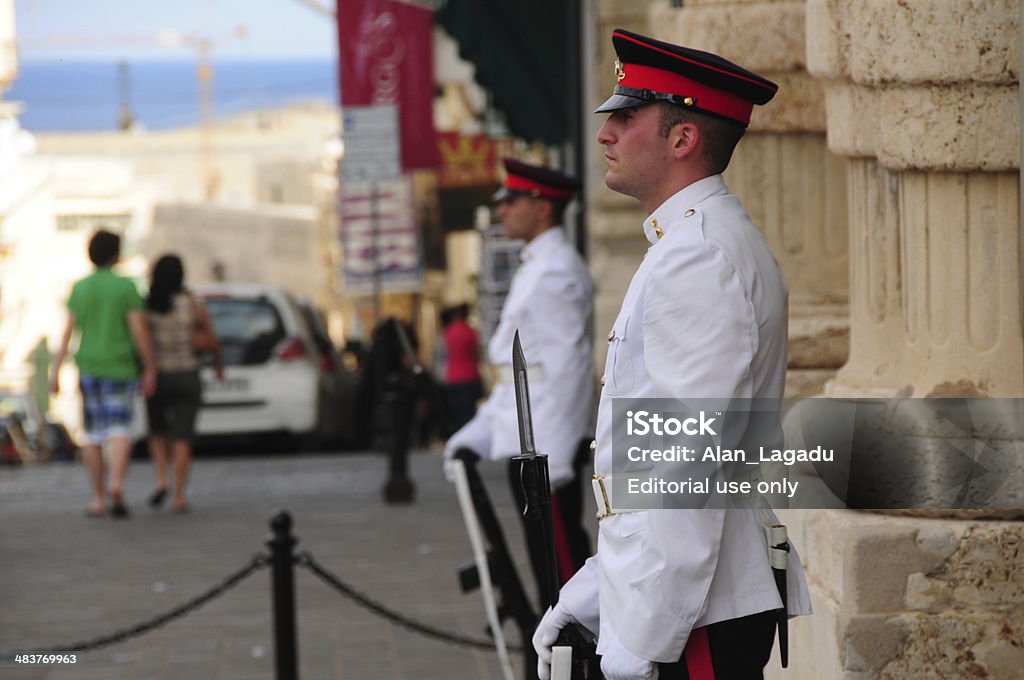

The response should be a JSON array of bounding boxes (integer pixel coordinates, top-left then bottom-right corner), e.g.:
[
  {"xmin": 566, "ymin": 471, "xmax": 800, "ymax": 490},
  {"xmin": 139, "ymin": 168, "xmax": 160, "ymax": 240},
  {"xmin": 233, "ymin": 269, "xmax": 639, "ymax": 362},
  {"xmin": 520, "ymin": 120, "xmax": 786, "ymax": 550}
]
[
  {"xmin": 493, "ymin": 158, "xmax": 581, "ymax": 203},
  {"xmin": 595, "ymin": 29, "xmax": 778, "ymax": 127}
]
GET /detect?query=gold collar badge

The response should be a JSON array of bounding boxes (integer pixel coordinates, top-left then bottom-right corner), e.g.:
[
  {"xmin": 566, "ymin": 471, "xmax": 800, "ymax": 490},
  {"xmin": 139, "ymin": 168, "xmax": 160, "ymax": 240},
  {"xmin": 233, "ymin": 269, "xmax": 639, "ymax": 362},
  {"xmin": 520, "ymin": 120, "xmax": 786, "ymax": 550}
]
[{"xmin": 615, "ymin": 59, "xmax": 625, "ymax": 82}]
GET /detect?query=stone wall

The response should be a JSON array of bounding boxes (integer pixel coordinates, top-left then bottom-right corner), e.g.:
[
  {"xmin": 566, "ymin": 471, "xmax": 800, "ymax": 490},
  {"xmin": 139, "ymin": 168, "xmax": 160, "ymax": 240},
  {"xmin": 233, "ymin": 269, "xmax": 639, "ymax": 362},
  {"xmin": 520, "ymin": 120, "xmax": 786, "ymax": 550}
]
[
  {"xmin": 589, "ymin": 1, "xmax": 1023, "ymax": 678},
  {"xmin": 808, "ymin": 0, "xmax": 1022, "ymax": 398},
  {"xmin": 775, "ymin": 510, "xmax": 1024, "ymax": 679}
]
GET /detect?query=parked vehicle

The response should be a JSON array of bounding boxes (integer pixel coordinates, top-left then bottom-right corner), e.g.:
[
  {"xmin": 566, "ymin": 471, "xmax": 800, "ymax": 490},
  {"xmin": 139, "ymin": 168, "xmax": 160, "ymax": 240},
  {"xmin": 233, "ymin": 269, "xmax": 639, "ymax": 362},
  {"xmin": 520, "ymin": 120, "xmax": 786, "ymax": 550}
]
[
  {"xmin": 296, "ymin": 298, "xmax": 360, "ymax": 448},
  {"xmin": 192, "ymin": 284, "xmax": 339, "ymax": 446},
  {"xmin": 0, "ymin": 389, "xmax": 77, "ymax": 463},
  {"xmin": 0, "ymin": 418, "xmax": 23, "ymax": 464}
]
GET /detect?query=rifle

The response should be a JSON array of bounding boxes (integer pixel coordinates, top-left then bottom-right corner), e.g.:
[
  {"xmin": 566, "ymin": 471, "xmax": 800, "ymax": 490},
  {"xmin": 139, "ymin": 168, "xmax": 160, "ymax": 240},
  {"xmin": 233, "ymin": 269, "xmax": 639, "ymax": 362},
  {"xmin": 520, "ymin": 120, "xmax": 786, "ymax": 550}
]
[
  {"xmin": 451, "ymin": 448, "xmax": 539, "ymax": 680},
  {"xmin": 510, "ymin": 331, "xmax": 599, "ymax": 680}
]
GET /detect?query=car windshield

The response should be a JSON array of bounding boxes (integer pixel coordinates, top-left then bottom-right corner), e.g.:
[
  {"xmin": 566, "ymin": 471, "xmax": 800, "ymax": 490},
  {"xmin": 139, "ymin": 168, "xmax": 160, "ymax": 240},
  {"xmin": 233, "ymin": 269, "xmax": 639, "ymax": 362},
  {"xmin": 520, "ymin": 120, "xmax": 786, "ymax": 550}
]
[
  {"xmin": 203, "ymin": 297, "xmax": 286, "ymax": 366},
  {"xmin": 298, "ymin": 304, "xmax": 333, "ymax": 356}
]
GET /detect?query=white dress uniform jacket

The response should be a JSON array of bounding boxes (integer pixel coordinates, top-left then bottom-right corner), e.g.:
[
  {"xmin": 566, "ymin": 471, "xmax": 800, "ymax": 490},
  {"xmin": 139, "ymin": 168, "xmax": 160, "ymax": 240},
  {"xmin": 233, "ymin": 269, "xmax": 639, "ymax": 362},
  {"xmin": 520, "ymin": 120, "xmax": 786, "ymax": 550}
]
[
  {"xmin": 445, "ymin": 226, "xmax": 594, "ymax": 489},
  {"xmin": 560, "ymin": 175, "xmax": 812, "ymax": 663}
]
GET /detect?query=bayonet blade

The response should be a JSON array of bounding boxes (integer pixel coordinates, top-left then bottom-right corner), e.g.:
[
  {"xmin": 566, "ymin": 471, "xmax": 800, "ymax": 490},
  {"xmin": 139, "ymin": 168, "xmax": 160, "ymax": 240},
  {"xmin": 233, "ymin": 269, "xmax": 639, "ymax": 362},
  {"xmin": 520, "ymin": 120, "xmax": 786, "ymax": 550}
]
[{"xmin": 512, "ymin": 330, "xmax": 536, "ymax": 458}]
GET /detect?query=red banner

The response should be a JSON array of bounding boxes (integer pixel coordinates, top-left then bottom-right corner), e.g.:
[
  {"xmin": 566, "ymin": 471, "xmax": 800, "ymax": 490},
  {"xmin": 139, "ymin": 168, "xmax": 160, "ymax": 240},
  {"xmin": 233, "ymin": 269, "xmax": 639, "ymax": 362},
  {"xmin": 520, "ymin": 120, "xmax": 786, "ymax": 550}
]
[{"xmin": 337, "ymin": 0, "xmax": 440, "ymax": 170}]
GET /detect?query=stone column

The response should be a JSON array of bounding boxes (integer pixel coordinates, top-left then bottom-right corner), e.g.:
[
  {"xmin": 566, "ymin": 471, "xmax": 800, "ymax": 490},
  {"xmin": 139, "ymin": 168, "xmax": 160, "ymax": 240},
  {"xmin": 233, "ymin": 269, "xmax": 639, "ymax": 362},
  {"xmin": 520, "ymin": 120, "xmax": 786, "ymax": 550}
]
[
  {"xmin": 767, "ymin": 2, "xmax": 1023, "ymax": 678},
  {"xmin": 808, "ymin": 0, "xmax": 1022, "ymax": 397},
  {"xmin": 649, "ymin": 0, "xmax": 851, "ymax": 396}
]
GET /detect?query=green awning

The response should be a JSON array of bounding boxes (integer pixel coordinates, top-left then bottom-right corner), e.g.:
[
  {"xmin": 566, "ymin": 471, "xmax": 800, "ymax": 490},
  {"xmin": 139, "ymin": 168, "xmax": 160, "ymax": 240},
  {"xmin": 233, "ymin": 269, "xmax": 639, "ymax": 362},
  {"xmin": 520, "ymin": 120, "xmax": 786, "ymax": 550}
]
[{"xmin": 437, "ymin": 0, "xmax": 568, "ymax": 145}]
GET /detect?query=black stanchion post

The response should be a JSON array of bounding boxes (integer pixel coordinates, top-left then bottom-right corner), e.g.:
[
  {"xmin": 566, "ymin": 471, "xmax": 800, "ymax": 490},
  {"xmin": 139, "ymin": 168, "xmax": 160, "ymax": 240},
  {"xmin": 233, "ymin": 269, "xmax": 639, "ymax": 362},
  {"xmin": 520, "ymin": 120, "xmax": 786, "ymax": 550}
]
[
  {"xmin": 267, "ymin": 510, "xmax": 299, "ymax": 680},
  {"xmin": 383, "ymin": 373, "xmax": 416, "ymax": 504}
]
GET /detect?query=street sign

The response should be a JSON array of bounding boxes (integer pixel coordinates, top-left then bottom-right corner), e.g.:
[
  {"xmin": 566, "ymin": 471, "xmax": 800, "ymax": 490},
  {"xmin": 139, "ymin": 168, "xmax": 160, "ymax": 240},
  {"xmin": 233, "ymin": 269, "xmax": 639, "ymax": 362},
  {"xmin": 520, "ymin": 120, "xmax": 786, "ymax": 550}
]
[
  {"xmin": 339, "ymin": 177, "xmax": 422, "ymax": 295},
  {"xmin": 341, "ymin": 104, "xmax": 401, "ymax": 183}
]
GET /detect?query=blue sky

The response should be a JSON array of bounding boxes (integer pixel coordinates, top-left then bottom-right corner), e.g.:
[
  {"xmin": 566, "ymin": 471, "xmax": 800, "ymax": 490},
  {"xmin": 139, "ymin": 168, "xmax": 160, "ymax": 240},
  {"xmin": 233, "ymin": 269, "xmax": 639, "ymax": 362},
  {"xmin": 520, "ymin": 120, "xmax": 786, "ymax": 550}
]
[{"xmin": 16, "ymin": 0, "xmax": 338, "ymax": 61}]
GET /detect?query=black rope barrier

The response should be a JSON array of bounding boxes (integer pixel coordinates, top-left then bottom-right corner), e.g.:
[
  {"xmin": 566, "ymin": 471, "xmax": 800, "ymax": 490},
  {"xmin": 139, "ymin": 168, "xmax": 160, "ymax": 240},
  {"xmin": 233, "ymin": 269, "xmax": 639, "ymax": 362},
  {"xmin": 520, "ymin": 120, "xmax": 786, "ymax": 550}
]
[
  {"xmin": 0, "ymin": 553, "xmax": 270, "ymax": 662},
  {"xmin": 1, "ymin": 510, "xmax": 525, "ymax": 673},
  {"xmin": 295, "ymin": 550, "xmax": 524, "ymax": 653}
]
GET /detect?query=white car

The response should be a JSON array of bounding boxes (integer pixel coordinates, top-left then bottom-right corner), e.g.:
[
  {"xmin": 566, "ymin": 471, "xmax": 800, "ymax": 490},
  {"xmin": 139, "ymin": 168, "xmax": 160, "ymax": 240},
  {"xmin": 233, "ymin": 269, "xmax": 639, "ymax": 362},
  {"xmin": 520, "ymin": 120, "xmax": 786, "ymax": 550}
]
[{"xmin": 193, "ymin": 283, "xmax": 323, "ymax": 443}]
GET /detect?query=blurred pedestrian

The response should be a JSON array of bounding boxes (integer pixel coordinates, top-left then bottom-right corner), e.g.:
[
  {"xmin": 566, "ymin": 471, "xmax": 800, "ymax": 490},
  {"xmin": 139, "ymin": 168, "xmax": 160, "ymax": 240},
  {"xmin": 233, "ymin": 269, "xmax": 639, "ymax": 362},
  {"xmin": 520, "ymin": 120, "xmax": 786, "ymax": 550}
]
[
  {"xmin": 50, "ymin": 229, "xmax": 157, "ymax": 518},
  {"xmin": 440, "ymin": 303, "xmax": 483, "ymax": 434},
  {"xmin": 144, "ymin": 254, "xmax": 222, "ymax": 514}
]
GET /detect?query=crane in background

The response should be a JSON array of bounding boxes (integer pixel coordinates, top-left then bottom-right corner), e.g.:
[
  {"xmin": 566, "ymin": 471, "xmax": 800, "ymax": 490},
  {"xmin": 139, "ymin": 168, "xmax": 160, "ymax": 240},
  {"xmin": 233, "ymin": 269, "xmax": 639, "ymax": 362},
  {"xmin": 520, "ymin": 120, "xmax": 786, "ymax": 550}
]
[{"xmin": 21, "ymin": 25, "xmax": 248, "ymax": 200}]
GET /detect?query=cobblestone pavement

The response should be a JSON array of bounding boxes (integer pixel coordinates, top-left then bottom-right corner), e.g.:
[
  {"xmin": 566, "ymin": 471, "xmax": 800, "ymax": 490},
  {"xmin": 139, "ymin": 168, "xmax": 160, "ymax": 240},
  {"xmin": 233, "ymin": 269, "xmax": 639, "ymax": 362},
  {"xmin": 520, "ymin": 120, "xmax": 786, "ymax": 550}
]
[{"xmin": 0, "ymin": 447, "xmax": 596, "ymax": 679}]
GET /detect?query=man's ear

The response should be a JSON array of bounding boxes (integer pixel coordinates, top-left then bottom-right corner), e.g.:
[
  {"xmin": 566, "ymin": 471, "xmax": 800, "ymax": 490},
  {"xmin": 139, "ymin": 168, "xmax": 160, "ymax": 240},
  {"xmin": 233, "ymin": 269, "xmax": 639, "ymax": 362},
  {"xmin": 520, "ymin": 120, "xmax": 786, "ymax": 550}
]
[
  {"xmin": 535, "ymin": 198, "xmax": 555, "ymax": 224},
  {"xmin": 671, "ymin": 121, "xmax": 700, "ymax": 161}
]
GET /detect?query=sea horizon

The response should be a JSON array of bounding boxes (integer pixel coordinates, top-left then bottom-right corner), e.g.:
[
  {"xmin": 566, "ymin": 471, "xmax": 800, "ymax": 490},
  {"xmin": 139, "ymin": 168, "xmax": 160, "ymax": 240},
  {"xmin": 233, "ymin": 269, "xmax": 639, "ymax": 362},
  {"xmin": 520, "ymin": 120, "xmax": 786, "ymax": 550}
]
[{"xmin": 6, "ymin": 58, "xmax": 338, "ymax": 132}]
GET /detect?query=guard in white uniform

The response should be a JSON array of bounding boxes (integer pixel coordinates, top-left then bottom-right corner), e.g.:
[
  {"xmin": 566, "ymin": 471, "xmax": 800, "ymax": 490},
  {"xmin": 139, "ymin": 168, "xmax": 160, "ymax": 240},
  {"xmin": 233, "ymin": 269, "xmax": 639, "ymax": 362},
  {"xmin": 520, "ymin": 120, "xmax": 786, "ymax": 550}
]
[
  {"xmin": 444, "ymin": 159, "xmax": 595, "ymax": 597},
  {"xmin": 533, "ymin": 30, "xmax": 812, "ymax": 680}
]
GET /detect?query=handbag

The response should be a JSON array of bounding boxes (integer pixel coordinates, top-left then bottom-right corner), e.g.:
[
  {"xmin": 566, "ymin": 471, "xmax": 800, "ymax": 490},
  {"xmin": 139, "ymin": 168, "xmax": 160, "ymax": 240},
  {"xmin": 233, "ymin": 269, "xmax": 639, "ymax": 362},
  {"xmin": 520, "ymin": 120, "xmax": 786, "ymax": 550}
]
[{"xmin": 188, "ymin": 294, "xmax": 220, "ymax": 354}]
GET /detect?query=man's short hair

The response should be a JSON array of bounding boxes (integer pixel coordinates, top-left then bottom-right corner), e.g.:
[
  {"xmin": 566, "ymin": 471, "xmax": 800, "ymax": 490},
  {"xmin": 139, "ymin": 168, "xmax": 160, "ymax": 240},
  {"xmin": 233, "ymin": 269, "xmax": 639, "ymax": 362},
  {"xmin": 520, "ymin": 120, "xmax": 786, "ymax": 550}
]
[
  {"xmin": 544, "ymin": 196, "xmax": 570, "ymax": 222},
  {"xmin": 657, "ymin": 102, "xmax": 745, "ymax": 176},
  {"xmin": 88, "ymin": 229, "xmax": 121, "ymax": 267}
]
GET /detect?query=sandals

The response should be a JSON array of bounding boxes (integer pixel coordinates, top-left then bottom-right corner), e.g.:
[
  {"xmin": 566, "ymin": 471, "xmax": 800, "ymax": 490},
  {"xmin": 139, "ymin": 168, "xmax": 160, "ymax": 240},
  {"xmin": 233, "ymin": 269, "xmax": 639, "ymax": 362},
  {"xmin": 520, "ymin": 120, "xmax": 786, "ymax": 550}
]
[
  {"xmin": 109, "ymin": 494, "xmax": 130, "ymax": 518},
  {"xmin": 148, "ymin": 487, "xmax": 168, "ymax": 508}
]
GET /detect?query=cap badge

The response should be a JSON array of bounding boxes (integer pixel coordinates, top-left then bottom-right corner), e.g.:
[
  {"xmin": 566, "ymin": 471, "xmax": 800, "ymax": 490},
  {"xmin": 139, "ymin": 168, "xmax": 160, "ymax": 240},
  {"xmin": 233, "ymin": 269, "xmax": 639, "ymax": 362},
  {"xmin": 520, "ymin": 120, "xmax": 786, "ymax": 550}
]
[{"xmin": 614, "ymin": 59, "xmax": 625, "ymax": 82}]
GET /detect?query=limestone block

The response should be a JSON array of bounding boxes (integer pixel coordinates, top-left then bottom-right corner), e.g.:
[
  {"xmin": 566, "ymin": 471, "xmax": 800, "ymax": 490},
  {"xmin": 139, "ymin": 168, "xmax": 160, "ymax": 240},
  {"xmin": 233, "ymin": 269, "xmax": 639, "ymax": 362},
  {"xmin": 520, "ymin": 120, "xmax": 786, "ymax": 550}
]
[
  {"xmin": 880, "ymin": 611, "xmax": 1024, "ymax": 680},
  {"xmin": 843, "ymin": 613, "xmax": 908, "ymax": 673},
  {"xmin": 845, "ymin": 525, "xmax": 952, "ymax": 613},
  {"xmin": 788, "ymin": 315, "xmax": 849, "ymax": 369},
  {"xmin": 668, "ymin": 0, "xmax": 796, "ymax": 6},
  {"xmin": 767, "ymin": 508, "xmax": 1024, "ymax": 677},
  {"xmin": 649, "ymin": 2, "xmax": 826, "ymax": 132},
  {"xmin": 599, "ymin": 0, "xmax": 658, "ymax": 19},
  {"xmin": 589, "ymin": 239, "xmax": 647, "ymax": 367},
  {"xmin": 651, "ymin": 1, "xmax": 807, "ymax": 73},
  {"xmin": 822, "ymin": 82, "xmax": 881, "ymax": 158},
  {"xmin": 725, "ymin": 133, "xmax": 848, "ymax": 300},
  {"xmin": 843, "ymin": 0, "xmax": 1019, "ymax": 86},
  {"xmin": 747, "ymin": 71, "xmax": 826, "ymax": 133},
  {"xmin": 803, "ymin": 510, "xmax": 852, "ymax": 601},
  {"xmin": 807, "ymin": 0, "xmax": 1020, "ymax": 85},
  {"xmin": 877, "ymin": 84, "xmax": 1020, "ymax": 172},
  {"xmin": 586, "ymin": 199, "xmax": 645, "ymax": 241},
  {"xmin": 805, "ymin": 0, "xmax": 844, "ymax": 79},
  {"xmin": 785, "ymin": 368, "xmax": 838, "ymax": 397},
  {"xmin": 941, "ymin": 524, "xmax": 1024, "ymax": 608},
  {"xmin": 905, "ymin": 572, "xmax": 947, "ymax": 611}
]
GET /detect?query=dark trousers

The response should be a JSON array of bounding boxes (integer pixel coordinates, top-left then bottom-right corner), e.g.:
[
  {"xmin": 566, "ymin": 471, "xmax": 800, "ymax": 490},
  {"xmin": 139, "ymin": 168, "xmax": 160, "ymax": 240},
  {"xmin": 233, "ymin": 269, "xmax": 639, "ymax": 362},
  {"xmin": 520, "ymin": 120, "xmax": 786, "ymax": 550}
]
[
  {"xmin": 508, "ymin": 439, "xmax": 591, "ymax": 607},
  {"xmin": 443, "ymin": 379, "xmax": 483, "ymax": 435},
  {"xmin": 657, "ymin": 610, "xmax": 778, "ymax": 680}
]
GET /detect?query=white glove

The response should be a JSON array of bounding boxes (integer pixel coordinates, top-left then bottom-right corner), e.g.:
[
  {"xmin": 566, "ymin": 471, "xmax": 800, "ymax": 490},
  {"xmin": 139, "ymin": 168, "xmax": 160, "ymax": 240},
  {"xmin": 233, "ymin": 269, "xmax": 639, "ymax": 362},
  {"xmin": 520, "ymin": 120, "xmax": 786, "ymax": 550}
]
[
  {"xmin": 443, "ymin": 415, "xmax": 490, "ymax": 482},
  {"xmin": 600, "ymin": 632, "xmax": 658, "ymax": 680},
  {"xmin": 532, "ymin": 602, "xmax": 577, "ymax": 680},
  {"xmin": 443, "ymin": 452, "xmax": 458, "ymax": 483}
]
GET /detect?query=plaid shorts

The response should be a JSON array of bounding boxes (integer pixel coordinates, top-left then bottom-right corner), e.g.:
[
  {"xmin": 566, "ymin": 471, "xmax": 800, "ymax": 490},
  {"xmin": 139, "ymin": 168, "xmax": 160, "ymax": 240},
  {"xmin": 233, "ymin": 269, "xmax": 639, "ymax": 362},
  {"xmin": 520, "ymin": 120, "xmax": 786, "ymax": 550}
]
[{"xmin": 79, "ymin": 374, "xmax": 138, "ymax": 445}]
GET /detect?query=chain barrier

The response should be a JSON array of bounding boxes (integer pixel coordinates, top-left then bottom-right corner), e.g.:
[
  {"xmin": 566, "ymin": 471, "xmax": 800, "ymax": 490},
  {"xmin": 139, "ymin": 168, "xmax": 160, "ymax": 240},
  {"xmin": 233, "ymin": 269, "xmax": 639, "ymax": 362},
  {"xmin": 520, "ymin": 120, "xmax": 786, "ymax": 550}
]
[
  {"xmin": 295, "ymin": 551, "xmax": 524, "ymax": 653},
  {"xmin": 1, "ymin": 527, "xmax": 525, "ymax": 664},
  {"xmin": 0, "ymin": 553, "xmax": 269, "ymax": 662}
]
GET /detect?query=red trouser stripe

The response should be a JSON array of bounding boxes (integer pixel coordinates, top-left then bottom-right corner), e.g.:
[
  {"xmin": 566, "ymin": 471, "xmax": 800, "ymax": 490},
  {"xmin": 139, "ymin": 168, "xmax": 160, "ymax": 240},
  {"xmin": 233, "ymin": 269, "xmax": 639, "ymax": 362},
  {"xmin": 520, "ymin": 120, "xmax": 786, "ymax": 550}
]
[
  {"xmin": 684, "ymin": 627, "xmax": 715, "ymax": 680},
  {"xmin": 549, "ymin": 492, "xmax": 576, "ymax": 583}
]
